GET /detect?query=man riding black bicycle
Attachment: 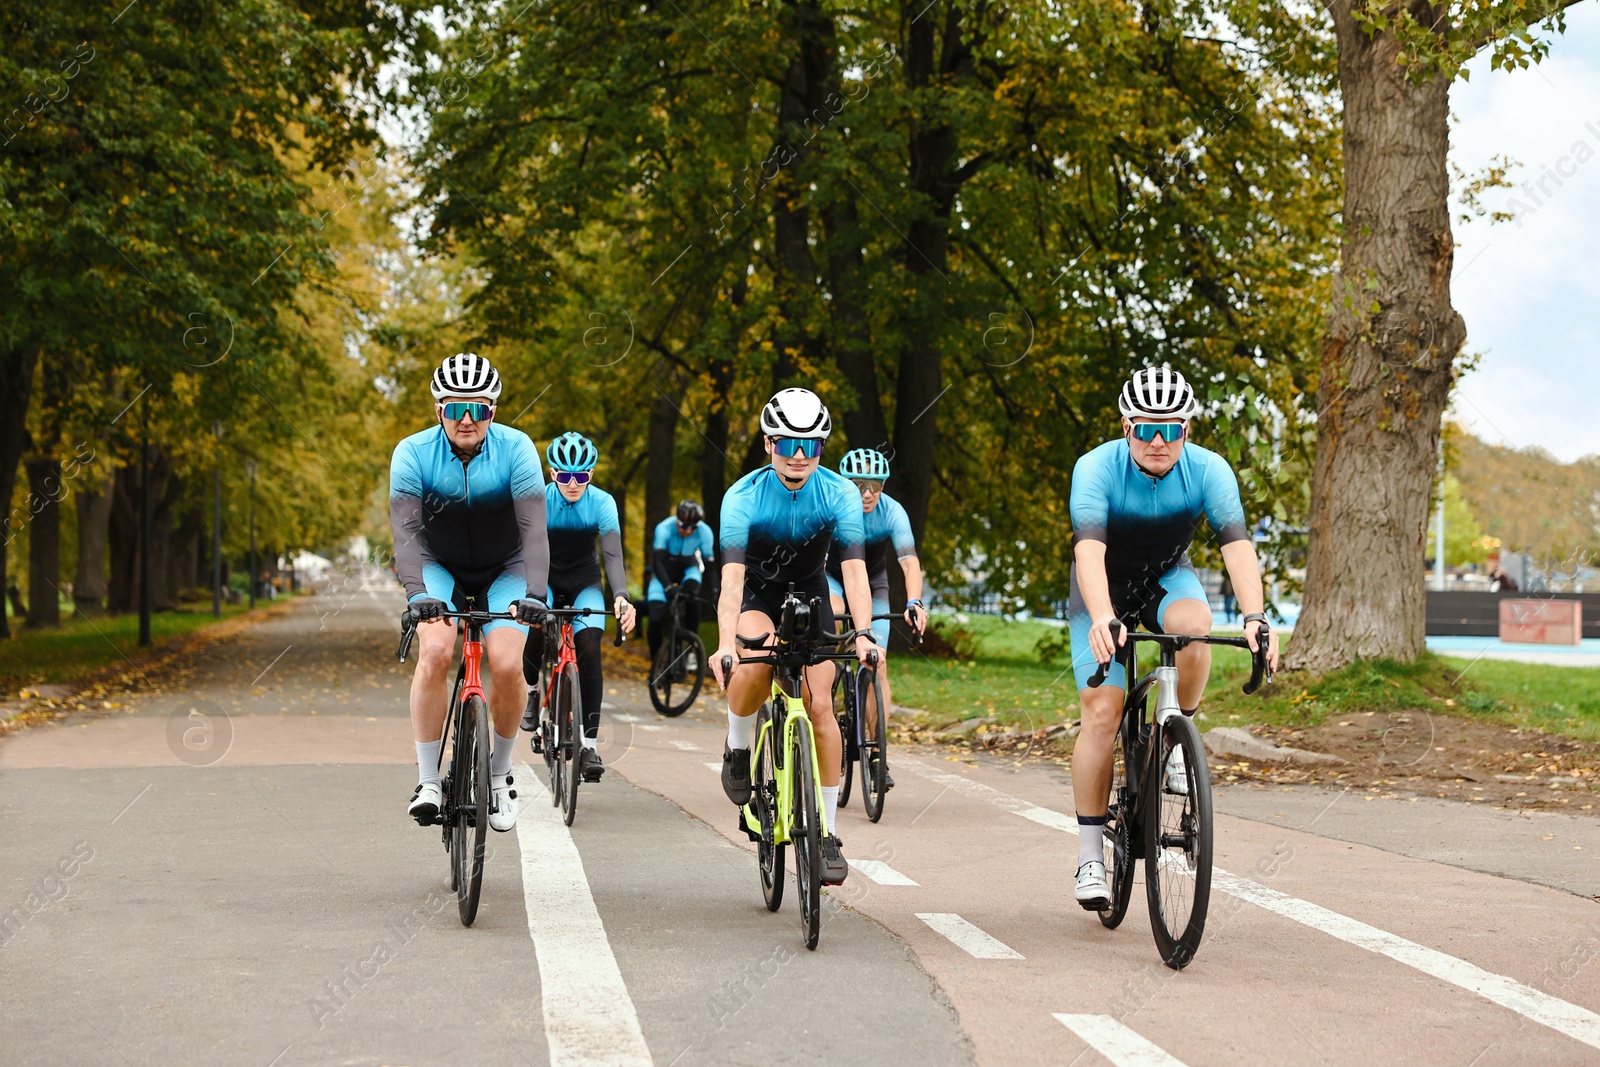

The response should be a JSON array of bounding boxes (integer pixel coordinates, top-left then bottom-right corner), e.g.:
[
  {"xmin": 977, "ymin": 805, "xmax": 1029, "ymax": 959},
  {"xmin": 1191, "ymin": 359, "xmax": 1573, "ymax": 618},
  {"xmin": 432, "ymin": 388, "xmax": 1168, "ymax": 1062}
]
[
  {"xmin": 647, "ymin": 499, "xmax": 715, "ymax": 666},
  {"xmin": 1068, "ymin": 367, "xmax": 1280, "ymax": 910},
  {"xmin": 709, "ymin": 388, "xmax": 877, "ymax": 886},
  {"xmin": 390, "ymin": 353, "xmax": 551, "ymax": 833}
]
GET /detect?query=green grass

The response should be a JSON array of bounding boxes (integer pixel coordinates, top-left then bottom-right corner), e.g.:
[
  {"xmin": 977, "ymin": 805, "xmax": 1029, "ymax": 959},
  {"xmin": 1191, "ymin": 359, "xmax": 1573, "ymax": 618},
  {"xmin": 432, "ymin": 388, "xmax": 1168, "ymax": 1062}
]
[
  {"xmin": 0, "ymin": 603, "xmax": 257, "ymax": 695},
  {"xmin": 891, "ymin": 614, "xmax": 1600, "ymax": 743}
]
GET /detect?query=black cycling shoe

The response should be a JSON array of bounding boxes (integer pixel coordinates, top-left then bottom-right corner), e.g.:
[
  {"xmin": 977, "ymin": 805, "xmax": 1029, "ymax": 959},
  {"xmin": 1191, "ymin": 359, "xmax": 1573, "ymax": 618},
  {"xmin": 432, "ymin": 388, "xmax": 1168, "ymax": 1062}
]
[
  {"xmin": 519, "ymin": 691, "xmax": 539, "ymax": 732},
  {"xmin": 581, "ymin": 747, "xmax": 605, "ymax": 782},
  {"xmin": 821, "ymin": 834, "xmax": 849, "ymax": 885},
  {"xmin": 884, "ymin": 771, "xmax": 895, "ymax": 791},
  {"xmin": 721, "ymin": 745, "xmax": 752, "ymax": 805}
]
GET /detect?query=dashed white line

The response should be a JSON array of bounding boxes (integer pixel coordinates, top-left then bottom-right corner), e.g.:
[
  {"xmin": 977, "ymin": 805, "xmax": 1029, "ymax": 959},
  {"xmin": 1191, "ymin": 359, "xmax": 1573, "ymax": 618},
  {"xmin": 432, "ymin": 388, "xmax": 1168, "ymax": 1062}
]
[
  {"xmin": 850, "ymin": 859, "xmax": 919, "ymax": 886},
  {"xmin": 1054, "ymin": 1015, "xmax": 1188, "ymax": 1066},
  {"xmin": 704, "ymin": 762, "xmax": 722, "ymax": 774},
  {"xmin": 902, "ymin": 758, "xmax": 1600, "ymax": 1051},
  {"xmin": 670, "ymin": 740, "xmax": 701, "ymax": 751},
  {"xmin": 915, "ymin": 913, "xmax": 1024, "ymax": 959},
  {"xmin": 638, "ymin": 724, "xmax": 665, "ymax": 733},
  {"xmin": 514, "ymin": 763, "xmax": 652, "ymax": 1067}
]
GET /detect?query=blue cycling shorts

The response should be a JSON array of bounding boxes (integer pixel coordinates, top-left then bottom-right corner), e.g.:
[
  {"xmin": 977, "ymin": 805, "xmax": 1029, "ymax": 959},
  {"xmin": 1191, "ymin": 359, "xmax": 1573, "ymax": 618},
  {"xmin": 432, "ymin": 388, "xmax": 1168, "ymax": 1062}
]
[
  {"xmin": 414, "ymin": 561, "xmax": 528, "ymax": 636},
  {"xmin": 1067, "ymin": 561, "xmax": 1208, "ymax": 691},
  {"xmin": 827, "ymin": 574, "xmax": 891, "ymax": 649},
  {"xmin": 548, "ymin": 583, "xmax": 608, "ymax": 635}
]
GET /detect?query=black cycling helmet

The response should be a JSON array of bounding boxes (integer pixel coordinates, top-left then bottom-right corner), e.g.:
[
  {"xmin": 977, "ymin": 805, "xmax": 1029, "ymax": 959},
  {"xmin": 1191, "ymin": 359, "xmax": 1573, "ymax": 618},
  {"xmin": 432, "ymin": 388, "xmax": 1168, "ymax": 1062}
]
[{"xmin": 676, "ymin": 499, "xmax": 702, "ymax": 526}]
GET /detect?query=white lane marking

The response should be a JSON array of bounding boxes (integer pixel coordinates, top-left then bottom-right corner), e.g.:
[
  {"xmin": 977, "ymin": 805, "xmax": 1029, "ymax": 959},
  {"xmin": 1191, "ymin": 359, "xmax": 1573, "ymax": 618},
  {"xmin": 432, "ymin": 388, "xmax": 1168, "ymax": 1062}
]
[
  {"xmin": 1212, "ymin": 870, "xmax": 1600, "ymax": 1052},
  {"xmin": 638, "ymin": 724, "xmax": 665, "ymax": 733},
  {"xmin": 902, "ymin": 759, "xmax": 1600, "ymax": 1051},
  {"xmin": 1054, "ymin": 1015, "xmax": 1188, "ymax": 1067},
  {"xmin": 850, "ymin": 859, "xmax": 919, "ymax": 886},
  {"xmin": 900, "ymin": 756, "xmax": 1077, "ymax": 833},
  {"xmin": 670, "ymin": 739, "xmax": 701, "ymax": 751},
  {"xmin": 704, "ymin": 762, "xmax": 722, "ymax": 774},
  {"xmin": 915, "ymin": 913, "xmax": 1024, "ymax": 959},
  {"xmin": 607, "ymin": 709, "xmax": 640, "ymax": 721},
  {"xmin": 513, "ymin": 763, "xmax": 653, "ymax": 1066}
]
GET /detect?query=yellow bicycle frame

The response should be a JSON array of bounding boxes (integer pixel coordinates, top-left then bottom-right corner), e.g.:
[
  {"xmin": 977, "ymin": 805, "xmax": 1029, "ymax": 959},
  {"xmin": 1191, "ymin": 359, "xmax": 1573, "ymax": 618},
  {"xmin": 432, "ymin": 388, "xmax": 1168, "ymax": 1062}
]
[{"xmin": 741, "ymin": 677, "xmax": 829, "ymax": 843}]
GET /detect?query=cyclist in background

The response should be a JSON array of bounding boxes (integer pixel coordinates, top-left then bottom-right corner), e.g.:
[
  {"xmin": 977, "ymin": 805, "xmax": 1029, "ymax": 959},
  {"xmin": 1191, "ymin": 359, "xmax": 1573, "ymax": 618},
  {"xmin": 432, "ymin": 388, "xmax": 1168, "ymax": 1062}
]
[
  {"xmin": 390, "ymin": 353, "xmax": 550, "ymax": 832},
  {"xmin": 709, "ymin": 388, "xmax": 877, "ymax": 885},
  {"xmin": 1067, "ymin": 367, "xmax": 1279, "ymax": 911},
  {"xmin": 519, "ymin": 432, "xmax": 637, "ymax": 782},
  {"xmin": 826, "ymin": 448, "xmax": 927, "ymax": 791},
  {"xmin": 647, "ymin": 499, "xmax": 716, "ymax": 665}
]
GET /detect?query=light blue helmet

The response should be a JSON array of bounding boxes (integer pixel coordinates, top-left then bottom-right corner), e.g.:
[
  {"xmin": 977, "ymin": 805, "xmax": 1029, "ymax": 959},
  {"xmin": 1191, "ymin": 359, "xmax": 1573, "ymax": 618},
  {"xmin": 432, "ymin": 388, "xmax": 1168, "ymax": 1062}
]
[
  {"xmin": 546, "ymin": 432, "xmax": 598, "ymax": 472},
  {"xmin": 839, "ymin": 448, "xmax": 890, "ymax": 480}
]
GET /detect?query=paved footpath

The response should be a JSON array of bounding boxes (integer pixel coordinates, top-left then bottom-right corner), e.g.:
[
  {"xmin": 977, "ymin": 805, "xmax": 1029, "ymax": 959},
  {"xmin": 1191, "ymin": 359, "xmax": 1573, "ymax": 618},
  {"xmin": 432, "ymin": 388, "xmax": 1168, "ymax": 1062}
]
[{"xmin": 3, "ymin": 574, "xmax": 1598, "ymax": 1067}]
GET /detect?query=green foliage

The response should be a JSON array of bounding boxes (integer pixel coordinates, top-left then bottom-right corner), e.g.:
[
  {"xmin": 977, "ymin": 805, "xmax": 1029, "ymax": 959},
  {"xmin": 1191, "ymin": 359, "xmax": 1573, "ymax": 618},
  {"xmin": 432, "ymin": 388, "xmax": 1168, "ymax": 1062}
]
[
  {"xmin": 1352, "ymin": 0, "xmax": 1573, "ymax": 83},
  {"xmin": 0, "ymin": 601, "xmax": 254, "ymax": 693}
]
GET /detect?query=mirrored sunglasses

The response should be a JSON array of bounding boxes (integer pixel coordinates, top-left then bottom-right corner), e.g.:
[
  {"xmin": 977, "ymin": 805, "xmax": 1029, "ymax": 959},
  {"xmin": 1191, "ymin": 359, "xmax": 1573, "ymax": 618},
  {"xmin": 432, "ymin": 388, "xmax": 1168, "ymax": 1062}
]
[
  {"xmin": 553, "ymin": 470, "xmax": 592, "ymax": 486},
  {"xmin": 1131, "ymin": 421, "xmax": 1185, "ymax": 443},
  {"xmin": 853, "ymin": 479, "xmax": 884, "ymax": 495},
  {"xmin": 772, "ymin": 437, "xmax": 823, "ymax": 459},
  {"xmin": 441, "ymin": 401, "xmax": 494, "ymax": 422}
]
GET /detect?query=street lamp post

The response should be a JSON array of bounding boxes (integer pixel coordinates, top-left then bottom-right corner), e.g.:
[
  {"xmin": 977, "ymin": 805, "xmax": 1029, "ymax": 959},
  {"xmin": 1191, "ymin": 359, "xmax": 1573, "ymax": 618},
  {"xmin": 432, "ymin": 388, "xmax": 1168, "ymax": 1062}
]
[
  {"xmin": 212, "ymin": 421, "xmax": 223, "ymax": 617},
  {"xmin": 246, "ymin": 460, "xmax": 258, "ymax": 610},
  {"xmin": 138, "ymin": 402, "xmax": 152, "ymax": 648}
]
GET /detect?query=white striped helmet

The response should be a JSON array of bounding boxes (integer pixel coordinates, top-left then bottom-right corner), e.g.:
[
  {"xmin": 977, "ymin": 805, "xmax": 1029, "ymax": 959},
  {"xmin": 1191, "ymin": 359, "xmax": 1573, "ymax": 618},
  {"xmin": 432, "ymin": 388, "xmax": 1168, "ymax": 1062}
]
[
  {"xmin": 760, "ymin": 387, "xmax": 832, "ymax": 440},
  {"xmin": 1118, "ymin": 366, "xmax": 1198, "ymax": 420},
  {"xmin": 430, "ymin": 352, "xmax": 502, "ymax": 401}
]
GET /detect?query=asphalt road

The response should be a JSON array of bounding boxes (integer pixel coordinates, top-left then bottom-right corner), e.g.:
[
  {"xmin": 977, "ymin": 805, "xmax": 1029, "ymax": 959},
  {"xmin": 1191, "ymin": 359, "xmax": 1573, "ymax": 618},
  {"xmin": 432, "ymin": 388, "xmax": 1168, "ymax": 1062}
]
[{"xmin": 3, "ymin": 571, "xmax": 1598, "ymax": 1067}]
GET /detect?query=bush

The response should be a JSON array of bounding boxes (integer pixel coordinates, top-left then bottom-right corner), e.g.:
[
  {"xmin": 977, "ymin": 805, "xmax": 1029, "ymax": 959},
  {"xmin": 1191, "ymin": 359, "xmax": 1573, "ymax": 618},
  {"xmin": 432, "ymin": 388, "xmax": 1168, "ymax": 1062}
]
[{"xmin": 1035, "ymin": 628, "xmax": 1071, "ymax": 664}]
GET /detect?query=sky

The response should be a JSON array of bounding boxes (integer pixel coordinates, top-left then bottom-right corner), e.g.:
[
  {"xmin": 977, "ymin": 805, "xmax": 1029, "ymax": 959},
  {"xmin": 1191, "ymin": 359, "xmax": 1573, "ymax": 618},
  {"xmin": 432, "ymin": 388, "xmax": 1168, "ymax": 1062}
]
[{"xmin": 1450, "ymin": 6, "xmax": 1600, "ymax": 462}]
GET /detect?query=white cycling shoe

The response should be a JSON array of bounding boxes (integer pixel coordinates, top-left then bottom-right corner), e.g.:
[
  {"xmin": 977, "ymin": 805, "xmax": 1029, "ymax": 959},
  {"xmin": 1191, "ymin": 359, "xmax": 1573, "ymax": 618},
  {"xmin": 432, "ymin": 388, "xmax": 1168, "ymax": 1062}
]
[
  {"xmin": 408, "ymin": 781, "xmax": 442, "ymax": 824},
  {"xmin": 1074, "ymin": 860, "xmax": 1111, "ymax": 911},
  {"xmin": 1164, "ymin": 744, "xmax": 1189, "ymax": 796},
  {"xmin": 489, "ymin": 773, "xmax": 519, "ymax": 832}
]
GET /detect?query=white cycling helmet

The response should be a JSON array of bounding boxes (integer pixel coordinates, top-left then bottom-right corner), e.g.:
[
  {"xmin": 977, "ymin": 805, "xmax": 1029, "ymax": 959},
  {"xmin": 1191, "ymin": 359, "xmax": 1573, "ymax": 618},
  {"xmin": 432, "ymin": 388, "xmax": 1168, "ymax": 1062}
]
[
  {"xmin": 1118, "ymin": 366, "xmax": 1198, "ymax": 420},
  {"xmin": 760, "ymin": 387, "xmax": 832, "ymax": 439},
  {"xmin": 430, "ymin": 352, "xmax": 502, "ymax": 401}
]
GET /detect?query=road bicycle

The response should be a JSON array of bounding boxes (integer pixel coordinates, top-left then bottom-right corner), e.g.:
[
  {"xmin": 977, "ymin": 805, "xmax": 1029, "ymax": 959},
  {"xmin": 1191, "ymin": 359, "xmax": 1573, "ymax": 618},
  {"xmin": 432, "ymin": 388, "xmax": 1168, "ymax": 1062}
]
[
  {"xmin": 722, "ymin": 586, "xmax": 876, "ymax": 950},
  {"xmin": 1088, "ymin": 618, "xmax": 1272, "ymax": 969},
  {"xmin": 834, "ymin": 611, "xmax": 921, "ymax": 822},
  {"xmin": 531, "ymin": 606, "xmax": 623, "ymax": 827},
  {"xmin": 397, "ymin": 602, "xmax": 515, "ymax": 927},
  {"xmin": 647, "ymin": 584, "xmax": 706, "ymax": 717}
]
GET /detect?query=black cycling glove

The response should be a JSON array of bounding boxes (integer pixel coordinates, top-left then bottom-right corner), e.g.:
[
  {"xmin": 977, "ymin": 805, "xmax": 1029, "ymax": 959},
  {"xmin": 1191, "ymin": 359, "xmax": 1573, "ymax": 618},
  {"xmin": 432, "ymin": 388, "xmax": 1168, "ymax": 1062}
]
[
  {"xmin": 410, "ymin": 597, "xmax": 448, "ymax": 622},
  {"xmin": 514, "ymin": 597, "xmax": 550, "ymax": 626}
]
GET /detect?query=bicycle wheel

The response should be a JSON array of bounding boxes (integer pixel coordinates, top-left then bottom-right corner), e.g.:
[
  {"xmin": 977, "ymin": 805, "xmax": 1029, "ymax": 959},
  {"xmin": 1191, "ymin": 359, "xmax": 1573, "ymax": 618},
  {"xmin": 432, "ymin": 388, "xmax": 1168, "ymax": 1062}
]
[
  {"xmin": 835, "ymin": 666, "xmax": 854, "ymax": 808},
  {"xmin": 454, "ymin": 694, "xmax": 490, "ymax": 927},
  {"xmin": 792, "ymin": 722, "xmax": 823, "ymax": 950},
  {"xmin": 860, "ymin": 666, "xmax": 889, "ymax": 823},
  {"xmin": 1143, "ymin": 714, "xmax": 1213, "ymax": 969},
  {"xmin": 649, "ymin": 629, "xmax": 704, "ymax": 716},
  {"xmin": 543, "ymin": 666, "xmax": 563, "ymax": 806},
  {"xmin": 754, "ymin": 704, "xmax": 785, "ymax": 913},
  {"xmin": 1099, "ymin": 712, "xmax": 1137, "ymax": 930},
  {"xmin": 442, "ymin": 672, "xmax": 464, "ymax": 889},
  {"xmin": 557, "ymin": 661, "xmax": 582, "ymax": 826}
]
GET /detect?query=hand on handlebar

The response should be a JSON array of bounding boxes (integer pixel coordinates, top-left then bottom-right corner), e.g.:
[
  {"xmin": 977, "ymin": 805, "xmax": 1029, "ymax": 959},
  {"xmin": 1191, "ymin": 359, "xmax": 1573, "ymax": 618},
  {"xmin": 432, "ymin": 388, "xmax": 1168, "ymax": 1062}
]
[
  {"xmin": 711, "ymin": 646, "xmax": 736, "ymax": 689},
  {"xmin": 409, "ymin": 596, "xmax": 449, "ymax": 623},
  {"xmin": 854, "ymin": 633, "xmax": 876, "ymax": 666},
  {"xmin": 1088, "ymin": 614, "xmax": 1125, "ymax": 666},
  {"xmin": 614, "ymin": 595, "xmax": 637, "ymax": 634},
  {"xmin": 513, "ymin": 597, "xmax": 549, "ymax": 626},
  {"xmin": 1243, "ymin": 617, "xmax": 1280, "ymax": 672},
  {"xmin": 903, "ymin": 602, "xmax": 927, "ymax": 634}
]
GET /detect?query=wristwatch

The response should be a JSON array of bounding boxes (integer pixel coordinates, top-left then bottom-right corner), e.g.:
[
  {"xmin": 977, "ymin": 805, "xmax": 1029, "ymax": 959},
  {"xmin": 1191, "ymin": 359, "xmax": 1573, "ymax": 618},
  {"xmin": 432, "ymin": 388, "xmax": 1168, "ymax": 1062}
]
[{"xmin": 1242, "ymin": 612, "xmax": 1269, "ymax": 627}]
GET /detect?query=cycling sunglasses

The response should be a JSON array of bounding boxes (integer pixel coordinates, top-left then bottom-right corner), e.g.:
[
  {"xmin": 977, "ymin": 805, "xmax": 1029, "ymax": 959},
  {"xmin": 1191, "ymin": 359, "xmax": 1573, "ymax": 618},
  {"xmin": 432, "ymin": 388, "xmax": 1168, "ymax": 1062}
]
[
  {"xmin": 553, "ymin": 470, "xmax": 592, "ymax": 486},
  {"xmin": 1131, "ymin": 421, "xmax": 1186, "ymax": 443},
  {"xmin": 853, "ymin": 479, "xmax": 885, "ymax": 495},
  {"xmin": 771, "ymin": 437, "xmax": 823, "ymax": 459},
  {"xmin": 440, "ymin": 401, "xmax": 494, "ymax": 422}
]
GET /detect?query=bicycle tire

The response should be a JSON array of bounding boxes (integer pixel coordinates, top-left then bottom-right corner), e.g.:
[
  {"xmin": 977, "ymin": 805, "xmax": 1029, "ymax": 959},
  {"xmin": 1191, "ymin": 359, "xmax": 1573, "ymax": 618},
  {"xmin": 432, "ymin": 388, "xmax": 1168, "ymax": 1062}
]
[
  {"xmin": 1144, "ymin": 714, "xmax": 1213, "ymax": 969},
  {"xmin": 792, "ymin": 722, "xmax": 823, "ymax": 950},
  {"xmin": 442, "ymin": 672, "xmax": 464, "ymax": 889},
  {"xmin": 649, "ymin": 629, "xmax": 704, "ymax": 716},
  {"xmin": 557, "ymin": 661, "xmax": 581, "ymax": 826},
  {"xmin": 835, "ymin": 666, "xmax": 854, "ymax": 808},
  {"xmin": 543, "ymin": 664, "xmax": 563, "ymax": 807},
  {"xmin": 1099, "ymin": 712, "xmax": 1137, "ymax": 930},
  {"xmin": 455, "ymin": 694, "xmax": 490, "ymax": 927},
  {"xmin": 860, "ymin": 666, "xmax": 889, "ymax": 823},
  {"xmin": 754, "ymin": 704, "xmax": 785, "ymax": 913}
]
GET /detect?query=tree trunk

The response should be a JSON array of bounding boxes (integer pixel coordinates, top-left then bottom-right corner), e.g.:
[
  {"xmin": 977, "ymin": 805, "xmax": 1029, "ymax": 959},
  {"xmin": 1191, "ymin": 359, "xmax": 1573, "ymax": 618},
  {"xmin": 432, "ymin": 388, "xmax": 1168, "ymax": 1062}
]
[
  {"xmin": 644, "ymin": 378, "xmax": 680, "ymax": 536},
  {"xmin": 823, "ymin": 196, "xmax": 888, "ymax": 451},
  {"xmin": 25, "ymin": 455, "xmax": 62, "ymax": 627},
  {"xmin": 169, "ymin": 505, "xmax": 203, "ymax": 605},
  {"xmin": 0, "ymin": 343, "xmax": 42, "ymax": 639},
  {"xmin": 700, "ymin": 354, "xmax": 733, "ymax": 558},
  {"xmin": 74, "ymin": 480, "xmax": 112, "ymax": 615},
  {"xmin": 1287, "ymin": 2, "xmax": 1466, "ymax": 671}
]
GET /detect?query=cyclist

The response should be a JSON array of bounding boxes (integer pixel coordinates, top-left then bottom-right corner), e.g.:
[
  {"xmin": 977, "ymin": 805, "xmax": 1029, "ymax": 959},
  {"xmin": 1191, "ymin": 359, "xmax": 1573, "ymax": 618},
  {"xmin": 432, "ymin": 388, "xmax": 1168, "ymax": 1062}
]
[
  {"xmin": 709, "ymin": 388, "xmax": 876, "ymax": 886},
  {"xmin": 826, "ymin": 448, "xmax": 927, "ymax": 790},
  {"xmin": 520, "ymin": 431, "xmax": 638, "ymax": 782},
  {"xmin": 390, "ymin": 353, "xmax": 550, "ymax": 833},
  {"xmin": 646, "ymin": 499, "xmax": 716, "ymax": 666},
  {"xmin": 1068, "ymin": 366, "xmax": 1279, "ymax": 911}
]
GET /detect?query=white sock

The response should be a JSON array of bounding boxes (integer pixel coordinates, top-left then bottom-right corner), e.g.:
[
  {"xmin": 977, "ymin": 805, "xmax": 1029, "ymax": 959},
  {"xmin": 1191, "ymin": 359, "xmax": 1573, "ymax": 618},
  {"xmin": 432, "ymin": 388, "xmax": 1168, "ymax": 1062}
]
[
  {"xmin": 822, "ymin": 785, "xmax": 840, "ymax": 832},
  {"xmin": 416, "ymin": 740, "xmax": 442, "ymax": 787},
  {"xmin": 582, "ymin": 734, "xmax": 598, "ymax": 750},
  {"xmin": 491, "ymin": 731, "xmax": 517, "ymax": 777},
  {"xmin": 1077, "ymin": 815, "xmax": 1107, "ymax": 868},
  {"xmin": 727, "ymin": 707, "xmax": 754, "ymax": 749}
]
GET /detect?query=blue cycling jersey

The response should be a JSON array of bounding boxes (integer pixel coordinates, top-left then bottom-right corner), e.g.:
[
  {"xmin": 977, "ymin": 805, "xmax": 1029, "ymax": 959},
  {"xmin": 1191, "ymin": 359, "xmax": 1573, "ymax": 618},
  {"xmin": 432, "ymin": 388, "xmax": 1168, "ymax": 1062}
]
[
  {"xmin": 1069, "ymin": 439, "xmax": 1248, "ymax": 583},
  {"xmin": 650, "ymin": 515, "xmax": 715, "ymax": 591},
  {"xmin": 544, "ymin": 483, "xmax": 627, "ymax": 595},
  {"xmin": 826, "ymin": 491, "xmax": 916, "ymax": 597},
  {"xmin": 389, "ymin": 423, "xmax": 547, "ymax": 595},
  {"xmin": 721, "ymin": 465, "xmax": 865, "ymax": 585}
]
